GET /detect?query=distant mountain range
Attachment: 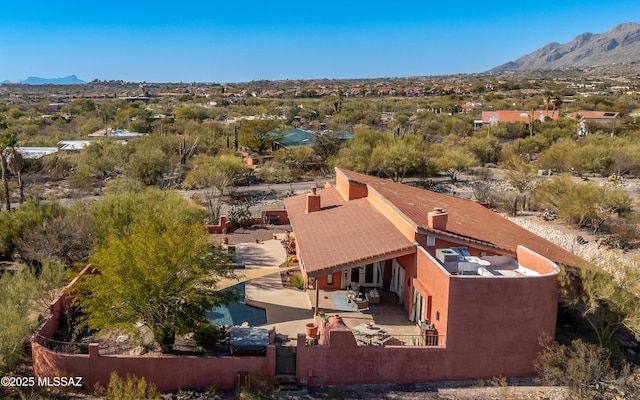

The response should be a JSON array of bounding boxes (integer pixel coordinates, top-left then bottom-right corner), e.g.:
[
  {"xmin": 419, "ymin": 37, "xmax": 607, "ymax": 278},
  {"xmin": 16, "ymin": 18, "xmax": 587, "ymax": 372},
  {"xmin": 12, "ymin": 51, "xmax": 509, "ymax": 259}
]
[
  {"xmin": 1, "ymin": 75, "xmax": 86, "ymax": 85},
  {"xmin": 491, "ymin": 22, "xmax": 640, "ymax": 72}
]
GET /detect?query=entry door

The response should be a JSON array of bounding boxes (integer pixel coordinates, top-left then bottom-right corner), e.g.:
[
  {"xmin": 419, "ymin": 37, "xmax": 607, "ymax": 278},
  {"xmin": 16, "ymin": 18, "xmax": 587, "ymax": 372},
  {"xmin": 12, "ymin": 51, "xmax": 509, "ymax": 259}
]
[
  {"xmin": 343, "ymin": 262, "xmax": 382, "ymax": 288},
  {"xmin": 390, "ymin": 260, "xmax": 405, "ymax": 304}
]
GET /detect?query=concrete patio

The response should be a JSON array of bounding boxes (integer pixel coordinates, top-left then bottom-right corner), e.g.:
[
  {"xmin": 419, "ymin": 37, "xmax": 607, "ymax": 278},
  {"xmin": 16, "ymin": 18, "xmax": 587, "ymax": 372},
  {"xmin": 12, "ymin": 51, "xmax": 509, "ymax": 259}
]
[{"xmin": 231, "ymin": 234, "xmax": 420, "ymax": 344}]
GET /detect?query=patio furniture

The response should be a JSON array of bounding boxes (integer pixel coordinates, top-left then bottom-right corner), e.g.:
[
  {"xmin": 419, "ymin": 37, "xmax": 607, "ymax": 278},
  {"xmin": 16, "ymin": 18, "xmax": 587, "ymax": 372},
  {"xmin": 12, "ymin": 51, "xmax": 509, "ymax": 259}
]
[
  {"xmin": 346, "ymin": 284, "xmax": 360, "ymax": 303},
  {"xmin": 354, "ymin": 297, "xmax": 369, "ymax": 310},
  {"xmin": 352, "ymin": 323, "xmax": 385, "ymax": 336},
  {"xmin": 352, "ymin": 323, "xmax": 390, "ymax": 346},
  {"xmin": 354, "ymin": 333, "xmax": 372, "ymax": 345},
  {"xmin": 365, "ymin": 288, "xmax": 380, "ymax": 304}
]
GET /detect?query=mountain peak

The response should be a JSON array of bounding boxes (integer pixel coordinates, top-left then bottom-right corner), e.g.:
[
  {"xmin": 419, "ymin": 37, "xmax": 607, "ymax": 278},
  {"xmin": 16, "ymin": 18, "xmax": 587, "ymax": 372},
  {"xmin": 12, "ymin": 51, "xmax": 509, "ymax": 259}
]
[
  {"xmin": 491, "ymin": 22, "xmax": 640, "ymax": 72},
  {"xmin": 19, "ymin": 75, "xmax": 86, "ymax": 85}
]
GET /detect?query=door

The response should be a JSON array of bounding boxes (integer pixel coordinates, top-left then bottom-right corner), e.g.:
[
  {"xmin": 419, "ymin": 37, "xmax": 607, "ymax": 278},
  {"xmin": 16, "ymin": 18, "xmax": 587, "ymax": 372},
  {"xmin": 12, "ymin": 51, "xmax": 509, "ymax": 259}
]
[
  {"xmin": 390, "ymin": 260, "xmax": 405, "ymax": 304},
  {"xmin": 275, "ymin": 346, "xmax": 296, "ymax": 375},
  {"xmin": 343, "ymin": 262, "xmax": 382, "ymax": 288}
]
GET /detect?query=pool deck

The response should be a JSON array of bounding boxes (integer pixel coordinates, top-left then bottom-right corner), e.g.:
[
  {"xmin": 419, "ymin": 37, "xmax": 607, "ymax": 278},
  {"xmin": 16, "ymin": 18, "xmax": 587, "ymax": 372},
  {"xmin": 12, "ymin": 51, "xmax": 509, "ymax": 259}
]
[
  {"xmin": 234, "ymin": 236, "xmax": 315, "ymax": 343},
  {"xmin": 230, "ymin": 233, "xmax": 419, "ymax": 344}
]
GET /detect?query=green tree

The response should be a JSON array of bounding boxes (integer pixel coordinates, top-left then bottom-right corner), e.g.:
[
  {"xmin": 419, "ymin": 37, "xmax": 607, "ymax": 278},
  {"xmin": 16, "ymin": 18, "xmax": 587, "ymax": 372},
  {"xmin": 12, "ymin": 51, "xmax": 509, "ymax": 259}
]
[
  {"xmin": 466, "ymin": 133, "xmax": 500, "ymax": 166},
  {"xmin": 238, "ymin": 120, "xmax": 282, "ymax": 155},
  {"xmin": 126, "ymin": 137, "xmax": 171, "ymax": 185},
  {"xmin": 534, "ymin": 175, "xmax": 632, "ymax": 232},
  {"xmin": 183, "ymin": 154, "xmax": 248, "ymax": 223},
  {"xmin": 0, "ymin": 199, "xmax": 65, "ymax": 259},
  {"xmin": 502, "ymin": 155, "xmax": 538, "ymax": 212},
  {"xmin": 330, "ymin": 125, "xmax": 389, "ymax": 173},
  {"xmin": 0, "ymin": 266, "xmax": 37, "ymax": 373},
  {"xmin": 77, "ymin": 188, "xmax": 237, "ymax": 353},
  {"xmin": 371, "ymin": 134, "xmax": 424, "ymax": 182},
  {"xmin": 430, "ymin": 145, "xmax": 477, "ymax": 182},
  {"xmin": 0, "ymin": 260, "xmax": 67, "ymax": 373},
  {"xmin": 273, "ymin": 146, "xmax": 316, "ymax": 172},
  {"xmin": 312, "ymin": 131, "xmax": 344, "ymax": 163}
]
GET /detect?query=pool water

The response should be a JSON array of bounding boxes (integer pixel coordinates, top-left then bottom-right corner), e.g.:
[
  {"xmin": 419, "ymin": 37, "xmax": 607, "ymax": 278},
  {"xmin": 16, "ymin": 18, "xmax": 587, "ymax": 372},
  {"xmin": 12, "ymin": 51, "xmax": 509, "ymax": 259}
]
[{"xmin": 207, "ymin": 282, "xmax": 267, "ymax": 327}]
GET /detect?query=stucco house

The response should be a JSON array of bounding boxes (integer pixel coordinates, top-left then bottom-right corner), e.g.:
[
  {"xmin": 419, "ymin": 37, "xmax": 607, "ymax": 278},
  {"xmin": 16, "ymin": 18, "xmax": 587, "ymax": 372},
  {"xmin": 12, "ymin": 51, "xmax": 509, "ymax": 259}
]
[{"xmin": 285, "ymin": 168, "xmax": 582, "ymax": 380}]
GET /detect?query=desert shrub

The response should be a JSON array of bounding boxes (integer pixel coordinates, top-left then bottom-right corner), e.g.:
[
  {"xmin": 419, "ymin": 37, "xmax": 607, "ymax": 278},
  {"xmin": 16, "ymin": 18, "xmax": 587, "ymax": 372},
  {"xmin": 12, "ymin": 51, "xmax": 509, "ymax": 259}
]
[
  {"xmin": 238, "ymin": 372, "xmax": 274, "ymax": 398},
  {"xmin": 227, "ymin": 205, "xmax": 252, "ymax": 225},
  {"xmin": 535, "ymin": 337, "xmax": 640, "ymax": 399},
  {"xmin": 290, "ymin": 274, "xmax": 305, "ymax": 290},
  {"xmin": 193, "ymin": 324, "xmax": 221, "ymax": 350},
  {"xmin": 95, "ymin": 372, "xmax": 160, "ymax": 400}
]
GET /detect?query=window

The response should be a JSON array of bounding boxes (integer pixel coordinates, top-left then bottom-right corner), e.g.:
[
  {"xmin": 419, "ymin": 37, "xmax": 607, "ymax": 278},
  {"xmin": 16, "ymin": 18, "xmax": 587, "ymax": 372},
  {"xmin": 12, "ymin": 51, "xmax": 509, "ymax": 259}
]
[
  {"xmin": 365, "ymin": 263, "xmax": 374, "ymax": 283},
  {"xmin": 427, "ymin": 236, "xmax": 435, "ymax": 246},
  {"xmin": 327, "ymin": 273, "xmax": 334, "ymax": 285}
]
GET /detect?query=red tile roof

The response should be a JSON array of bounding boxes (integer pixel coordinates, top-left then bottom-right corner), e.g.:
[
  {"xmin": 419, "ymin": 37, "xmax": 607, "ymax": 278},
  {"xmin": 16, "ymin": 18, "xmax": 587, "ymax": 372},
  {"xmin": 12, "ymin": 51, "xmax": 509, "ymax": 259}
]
[
  {"xmin": 284, "ymin": 186, "xmax": 416, "ymax": 276},
  {"xmin": 481, "ymin": 110, "xmax": 559, "ymax": 124},
  {"xmin": 286, "ymin": 168, "xmax": 582, "ymax": 277},
  {"xmin": 335, "ymin": 169, "xmax": 581, "ymax": 268}
]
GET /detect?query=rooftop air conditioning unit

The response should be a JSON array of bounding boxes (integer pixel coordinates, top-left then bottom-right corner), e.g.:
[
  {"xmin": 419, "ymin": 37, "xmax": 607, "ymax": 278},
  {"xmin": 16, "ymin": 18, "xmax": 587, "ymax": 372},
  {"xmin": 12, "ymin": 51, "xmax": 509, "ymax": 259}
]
[{"xmin": 436, "ymin": 248, "xmax": 461, "ymax": 274}]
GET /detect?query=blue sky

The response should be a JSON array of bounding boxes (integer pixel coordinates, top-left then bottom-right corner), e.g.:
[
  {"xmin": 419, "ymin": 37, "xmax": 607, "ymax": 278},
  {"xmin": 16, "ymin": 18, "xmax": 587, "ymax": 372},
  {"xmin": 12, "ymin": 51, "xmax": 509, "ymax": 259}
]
[{"xmin": 1, "ymin": 1, "xmax": 638, "ymax": 83}]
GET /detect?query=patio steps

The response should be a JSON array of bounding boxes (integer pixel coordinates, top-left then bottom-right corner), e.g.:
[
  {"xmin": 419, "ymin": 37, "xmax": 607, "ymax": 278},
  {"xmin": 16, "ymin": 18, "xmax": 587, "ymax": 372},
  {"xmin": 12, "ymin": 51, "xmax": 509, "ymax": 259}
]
[{"xmin": 274, "ymin": 375, "xmax": 308, "ymax": 397}]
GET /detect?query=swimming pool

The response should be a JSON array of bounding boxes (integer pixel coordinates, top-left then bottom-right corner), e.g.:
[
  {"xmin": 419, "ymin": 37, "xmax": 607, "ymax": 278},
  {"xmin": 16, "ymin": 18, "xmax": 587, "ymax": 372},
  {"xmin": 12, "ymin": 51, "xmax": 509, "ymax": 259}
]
[{"xmin": 207, "ymin": 282, "xmax": 267, "ymax": 327}]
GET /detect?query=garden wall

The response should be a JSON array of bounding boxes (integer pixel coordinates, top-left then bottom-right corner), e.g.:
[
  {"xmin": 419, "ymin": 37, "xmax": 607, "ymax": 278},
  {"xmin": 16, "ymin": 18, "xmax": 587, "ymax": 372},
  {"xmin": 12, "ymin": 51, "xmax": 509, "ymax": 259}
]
[
  {"xmin": 31, "ymin": 265, "xmax": 277, "ymax": 393},
  {"xmin": 205, "ymin": 210, "xmax": 289, "ymax": 234},
  {"xmin": 31, "ymin": 343, "xmax": 275, "ymax": 392}
]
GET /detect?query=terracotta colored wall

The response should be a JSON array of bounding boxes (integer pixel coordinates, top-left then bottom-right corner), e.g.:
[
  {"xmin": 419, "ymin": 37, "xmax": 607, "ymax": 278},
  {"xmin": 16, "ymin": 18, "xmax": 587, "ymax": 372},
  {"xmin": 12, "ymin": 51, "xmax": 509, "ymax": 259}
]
[
  {"xmin": 32, "ymin": 342, "xmax": 276, "ymax": 392},
  {"xmin": 442, "ymin": 272, "xmax": 557, "ymax": 378},
  {"xmin": 207, "ymin": 212, "xmax": 288, "ymax": 234},
  {"xmin": 516, "ymin": 246, "xmax": 559, "ymax": 275},
  {"xmin": 394, "ymin": 254, "xmax": 417, "ymax": 312},
  {"xmin": 415, "ymin": 249, "xmax": 452, "ymax": 337},
  {"xmin": 316, "ymin": 271, "xmax": 341, "ymax": 290},
  {"xmin": 261, "ymin": 209, "xmax": 290, "ymax": 224},
  {"xmin": 296, "ymin": 334, "xmax": 448, "ymax": 387},
  {"xmin": 366, "ymin": 190, "xmax": 418, "ymax": 242},
  {"xmin": 335, "ymin": 170, "xmax": 368, "ymax": 201},
  {"xmin": 413, "ymin": 247, "xmax": 559, "ymax": 379},
  {"xmin": 436, "ymin": 247, "xmax": 558, "ymax": 379}
]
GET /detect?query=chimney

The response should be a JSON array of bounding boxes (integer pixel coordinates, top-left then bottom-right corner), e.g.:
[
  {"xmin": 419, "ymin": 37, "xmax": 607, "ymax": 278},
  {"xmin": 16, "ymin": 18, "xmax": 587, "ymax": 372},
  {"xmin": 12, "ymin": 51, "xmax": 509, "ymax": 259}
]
[
  {"xmin": 427, "ymin": 207, "xmax": 448, "ymax": 231},
  {"xmin": 306, "ymin": 188, "xmax": 321, "ymax": 214}
]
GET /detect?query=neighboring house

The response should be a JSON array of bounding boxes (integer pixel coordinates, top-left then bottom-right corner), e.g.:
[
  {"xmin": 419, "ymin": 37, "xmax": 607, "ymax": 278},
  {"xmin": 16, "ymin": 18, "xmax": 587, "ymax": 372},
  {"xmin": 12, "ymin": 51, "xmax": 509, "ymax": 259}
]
[
  {"xmin": 565, "ymin": 110, "xmax": 621, "ymax": 135},
  {"xmin": 15, "ymin": 147, "xmax": 58, "ymax": 159},
  {"xmin": 285, "ymin": 168, "xmax": 581, "ymax": 380},
  {"xmin": 461, "ymin": 102, "xmax": 483, "ymax": 114},
  {"xmin": 481, "ymin": 109, "xmax": 558, "ymax": 125},
  {"xmin": 271, "ymin": 128, "xmax": 353, "ymax": 151},
  {"xmin": 56, "ymin": 140, "xmax": 92, "ymax": 152},
  {"xmin": 240, "ymin": 151, "xmax": 273, "ymax": 168},
  {"xmin": 89, "ymin": 128, "xmax": 148, "ymax": 140},
  {"xmin": 476, "ymin": 109, "xmax": 559, "ymax": 131},
  {"xmin": 272, "ymin": 128, "xmax": 318, "ymax": 149}
]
